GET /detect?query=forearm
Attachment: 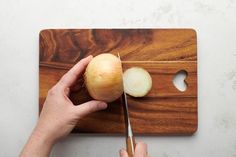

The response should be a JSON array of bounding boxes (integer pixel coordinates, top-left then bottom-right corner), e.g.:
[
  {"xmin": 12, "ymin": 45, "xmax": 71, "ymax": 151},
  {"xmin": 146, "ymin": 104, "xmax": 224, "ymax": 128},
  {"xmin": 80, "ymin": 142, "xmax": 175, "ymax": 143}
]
[{"xmin": 20, "ymin": 126, "xmax": 55, "ymax": 157}]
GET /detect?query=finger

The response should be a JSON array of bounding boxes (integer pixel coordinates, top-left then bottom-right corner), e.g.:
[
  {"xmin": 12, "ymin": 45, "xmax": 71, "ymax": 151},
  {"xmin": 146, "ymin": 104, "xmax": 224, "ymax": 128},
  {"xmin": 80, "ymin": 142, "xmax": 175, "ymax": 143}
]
[
  {"xmin": 134, "ymin": 142, "xmax": 148, "ymax": 157},
  {"xmin": 119, "ymin": 149, "xmax": 129, "ymax": 157},
  {"xmin": 58, "ymin": 55, "xmax": 93, "ymax": 88},
  {"xmin": 74, "ymin": 100, "xmax": 107, "ymax": 118}
]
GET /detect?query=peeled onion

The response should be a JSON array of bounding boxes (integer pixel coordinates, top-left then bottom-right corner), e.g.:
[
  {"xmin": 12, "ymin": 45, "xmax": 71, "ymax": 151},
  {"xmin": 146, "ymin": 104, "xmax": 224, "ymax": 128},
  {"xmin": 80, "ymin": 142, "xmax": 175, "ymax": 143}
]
[
  {"xmin": 123, "ymin": 67, "xmax": 152, "ymax": 97},
  {"xmin": 84, "ymin": 53, "xmax": 123, "ymax": 102}
]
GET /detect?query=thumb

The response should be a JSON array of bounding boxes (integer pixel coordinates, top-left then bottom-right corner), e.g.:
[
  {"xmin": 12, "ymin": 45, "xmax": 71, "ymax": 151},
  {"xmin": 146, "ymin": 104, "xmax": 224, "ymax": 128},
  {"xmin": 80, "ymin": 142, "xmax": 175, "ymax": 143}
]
[
  {"xmin": 74, "ymin": 100, "xmax": 107, "ymax": 118},
  {"xmin": 119, "ymin": 149, "xmax": 129, "ymax": 157},
  {"xmin": 134, "ymin": 142, "xmax": 148, "ymax": 157}
]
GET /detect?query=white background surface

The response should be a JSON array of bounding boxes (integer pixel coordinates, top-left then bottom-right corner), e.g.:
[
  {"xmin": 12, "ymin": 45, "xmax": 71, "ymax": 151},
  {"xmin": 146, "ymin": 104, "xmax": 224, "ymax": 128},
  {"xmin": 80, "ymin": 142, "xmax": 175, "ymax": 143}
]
[{"xmin": 0, "ymin": 0, "xmax": 236, "ymax": 156}]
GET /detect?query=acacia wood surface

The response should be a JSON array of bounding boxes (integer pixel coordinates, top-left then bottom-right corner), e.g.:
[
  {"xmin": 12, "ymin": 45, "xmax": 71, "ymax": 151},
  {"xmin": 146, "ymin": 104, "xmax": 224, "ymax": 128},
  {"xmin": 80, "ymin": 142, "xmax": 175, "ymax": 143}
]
[{"xmin": 39, "ymin": 29, "xmax": 197, "ymax": 135}]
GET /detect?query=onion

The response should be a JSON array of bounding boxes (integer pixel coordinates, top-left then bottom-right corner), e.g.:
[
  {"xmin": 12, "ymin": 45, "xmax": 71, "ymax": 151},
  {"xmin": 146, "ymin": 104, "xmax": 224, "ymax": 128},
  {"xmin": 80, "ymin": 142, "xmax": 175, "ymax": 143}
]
[
  {"xmin": 84, "ymin": 53, "xmax": 123, "ymax": 102},
  {"xmin": 123, "ymin": 67, "xmax": 152, "ymax": 97}
]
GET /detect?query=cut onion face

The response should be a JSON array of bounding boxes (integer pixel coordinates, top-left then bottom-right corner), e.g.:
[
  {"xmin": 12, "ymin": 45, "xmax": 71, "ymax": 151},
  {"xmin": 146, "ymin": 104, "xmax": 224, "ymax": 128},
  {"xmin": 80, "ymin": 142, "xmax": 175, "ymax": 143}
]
[{"xmin": 123, "ymin": 67, "xmax": 152, "ymax": 97}]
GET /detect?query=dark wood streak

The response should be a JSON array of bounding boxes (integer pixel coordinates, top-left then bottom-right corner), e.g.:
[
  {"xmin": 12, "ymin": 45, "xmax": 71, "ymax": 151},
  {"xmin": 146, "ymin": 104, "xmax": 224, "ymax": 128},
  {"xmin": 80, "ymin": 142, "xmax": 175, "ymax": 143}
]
[{"xmin": 39, "ymin": 29, "xmax": 198, "ymax": 135}]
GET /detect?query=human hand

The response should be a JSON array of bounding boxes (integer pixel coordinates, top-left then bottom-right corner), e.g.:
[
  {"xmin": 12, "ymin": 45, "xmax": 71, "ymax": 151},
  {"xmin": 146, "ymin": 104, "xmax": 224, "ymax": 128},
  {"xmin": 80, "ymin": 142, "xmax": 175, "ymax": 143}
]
[
  {"xmin": 36, "ymin": 55, "xmax": 108, "ymax": 144},
  {"xmin": 119, "ymin": 142, "xmax": 148, "ymax": 157},
  {"xmin": 20, "ymin": 56, "xmax": 108, "ymax": 157}
]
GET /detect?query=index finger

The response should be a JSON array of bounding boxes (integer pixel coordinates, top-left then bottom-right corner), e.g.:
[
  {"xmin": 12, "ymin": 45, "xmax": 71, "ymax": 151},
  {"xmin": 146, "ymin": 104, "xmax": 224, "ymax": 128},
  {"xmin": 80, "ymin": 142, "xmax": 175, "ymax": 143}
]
[{"xmin": 58, "ymin": 55, "xmax": 93, "ymax": 88}]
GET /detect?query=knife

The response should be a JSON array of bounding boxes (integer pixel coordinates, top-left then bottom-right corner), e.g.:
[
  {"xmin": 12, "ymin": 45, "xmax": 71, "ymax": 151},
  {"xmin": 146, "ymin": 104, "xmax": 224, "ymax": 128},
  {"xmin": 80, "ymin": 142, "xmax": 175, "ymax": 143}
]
[
  {"xmin": 122, "ymin": 92, "xmax": 136, "ymax": 157},
  {"xmin": 119, "ymin": 54, "xmax": 135, "ymax": 157}
]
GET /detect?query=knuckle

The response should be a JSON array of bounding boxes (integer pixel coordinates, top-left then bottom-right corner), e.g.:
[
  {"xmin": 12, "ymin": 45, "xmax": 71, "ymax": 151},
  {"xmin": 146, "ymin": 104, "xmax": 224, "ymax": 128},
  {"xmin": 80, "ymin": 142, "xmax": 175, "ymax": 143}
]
[
  {"xmin": 69, "ymin": 71, "xmax": 77, "ymax": 79},
  {"xmin": 48, "ymin": 86, "xmax": 58, "ymax": 96},
  {"xmin": 64, "ymin": 87, "xmax": 70, "ymax": 94},
  {"xmin": 59, "ymin": 76, "xmax": 66, "ymax": 84},
  {"xmin": 87, "ymin": 101, "xmax": 100, "ymax": 112},
  {"xmin": 137, "ymin": 141, "xmax": 147, "ymax": 147},
  {"xmin": 87, "ymin": 101, "xmax": 98, "ymax": 112}
]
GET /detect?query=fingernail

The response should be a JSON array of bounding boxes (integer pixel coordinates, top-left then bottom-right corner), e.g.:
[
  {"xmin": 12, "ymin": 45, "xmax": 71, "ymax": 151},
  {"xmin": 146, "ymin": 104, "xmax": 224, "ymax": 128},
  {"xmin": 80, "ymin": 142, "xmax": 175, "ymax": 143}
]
[
  {"xmin": 87, "ymin": 55, "xmax": 93, "ymax": 59},
  {"xmin": 99, "ymin": 102, "xmax": 108, "ymax": 109}
]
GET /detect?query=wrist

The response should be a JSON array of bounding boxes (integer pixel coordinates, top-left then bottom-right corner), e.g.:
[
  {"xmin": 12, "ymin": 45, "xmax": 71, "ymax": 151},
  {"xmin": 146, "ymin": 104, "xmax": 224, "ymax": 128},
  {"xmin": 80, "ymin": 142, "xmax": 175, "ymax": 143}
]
[
  {"xmin": 20, "ymin": 125, "xmax": 55, "ymax": 157},
  {"xmin": 32, "ymin": 124, "xmax": 57, "ymax": 147}
]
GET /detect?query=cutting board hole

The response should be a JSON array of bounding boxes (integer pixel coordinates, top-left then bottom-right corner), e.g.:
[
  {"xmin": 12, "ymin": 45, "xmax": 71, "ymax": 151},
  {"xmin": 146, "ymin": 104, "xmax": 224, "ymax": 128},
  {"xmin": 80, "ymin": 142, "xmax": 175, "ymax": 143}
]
[{"xmin": 173, "ymin": 70, "xmax": 188, "ymax": 92}]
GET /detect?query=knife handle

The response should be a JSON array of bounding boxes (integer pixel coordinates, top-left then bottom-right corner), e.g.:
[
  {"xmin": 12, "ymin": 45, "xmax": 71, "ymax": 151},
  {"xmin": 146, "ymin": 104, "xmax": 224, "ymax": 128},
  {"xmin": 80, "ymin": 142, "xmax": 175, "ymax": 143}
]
[{"xmin": 126, "ymin": 136, "xmax": 135, "ymax": 157}]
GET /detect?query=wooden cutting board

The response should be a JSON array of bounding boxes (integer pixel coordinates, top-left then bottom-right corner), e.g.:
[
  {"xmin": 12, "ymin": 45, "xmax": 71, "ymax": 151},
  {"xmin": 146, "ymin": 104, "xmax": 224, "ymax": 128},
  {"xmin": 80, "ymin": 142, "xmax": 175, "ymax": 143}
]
[{"xmin": 39, "ymin": 29, "xmax": 197, "ymax": 135}]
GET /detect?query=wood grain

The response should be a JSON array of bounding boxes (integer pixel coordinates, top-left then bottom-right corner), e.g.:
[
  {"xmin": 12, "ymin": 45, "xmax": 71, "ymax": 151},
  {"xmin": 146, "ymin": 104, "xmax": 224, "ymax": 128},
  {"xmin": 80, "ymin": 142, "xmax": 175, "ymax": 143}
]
[
  {"xmin": 39, "ymin": 29, "xmax": 198, "ymax": 135},
  {"xmin": 40, "ymin": 29, "xmax": 197, "ymax": 62}
]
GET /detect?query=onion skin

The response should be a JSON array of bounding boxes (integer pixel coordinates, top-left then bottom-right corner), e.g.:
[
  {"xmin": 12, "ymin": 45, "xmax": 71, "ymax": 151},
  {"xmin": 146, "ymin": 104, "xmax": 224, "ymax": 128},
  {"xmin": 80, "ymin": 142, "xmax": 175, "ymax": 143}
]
[{"xmin": 84, "ymin": 53, "xmax": 123, "ymax": 102}]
